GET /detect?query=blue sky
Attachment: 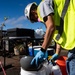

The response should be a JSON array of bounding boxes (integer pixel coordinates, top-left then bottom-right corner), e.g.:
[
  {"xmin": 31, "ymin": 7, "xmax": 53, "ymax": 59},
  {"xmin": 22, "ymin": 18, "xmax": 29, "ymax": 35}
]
[{"xmin": 0, "ymin": 0, "xmax": 46, "ymax": 31}]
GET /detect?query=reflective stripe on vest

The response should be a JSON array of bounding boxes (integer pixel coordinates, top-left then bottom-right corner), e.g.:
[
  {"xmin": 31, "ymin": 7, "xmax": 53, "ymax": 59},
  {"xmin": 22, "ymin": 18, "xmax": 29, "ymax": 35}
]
[
  {"xmin": 55, "ymin": 0, "xmax": 70, "ymax": 40},
  {"xmin": 53, "ymin": 0, "xmax": 75, "ymax": 50}
]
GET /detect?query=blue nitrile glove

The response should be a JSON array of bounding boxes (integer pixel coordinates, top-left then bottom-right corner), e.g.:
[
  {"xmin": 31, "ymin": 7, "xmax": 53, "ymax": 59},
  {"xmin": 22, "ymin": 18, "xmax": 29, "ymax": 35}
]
[
  {"xmin": 50, "ymin": 53, "xmax": 59, "ymax": 61},
  {"xmin": 31, "ymin": 48, "xmax": 46, "ymax": 67}
]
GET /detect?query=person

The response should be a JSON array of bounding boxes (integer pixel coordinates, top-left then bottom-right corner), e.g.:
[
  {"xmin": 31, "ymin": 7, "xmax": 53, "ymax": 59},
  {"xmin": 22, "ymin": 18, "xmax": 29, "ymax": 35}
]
[{"xmin": 24, "ymin": 0, "xmax": 75, "ymax": 75}]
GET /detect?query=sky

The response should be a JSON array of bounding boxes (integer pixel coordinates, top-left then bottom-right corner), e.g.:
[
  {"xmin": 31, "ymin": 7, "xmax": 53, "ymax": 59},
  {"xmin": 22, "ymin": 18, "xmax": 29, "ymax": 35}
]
[{"xmin": 0, "ymin": 0, "xmax": 46, "ymax": 31}]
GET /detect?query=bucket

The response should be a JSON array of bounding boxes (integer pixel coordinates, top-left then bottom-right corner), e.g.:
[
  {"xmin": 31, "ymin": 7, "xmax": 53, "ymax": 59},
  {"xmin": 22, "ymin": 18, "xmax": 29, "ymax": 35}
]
[
  {"xmin": 20, "ymin": 66, "xmax": 46, "ymax": 75},
  {"xmin": 56, "ymin": 56, "xmax": 67, "ymax": 75},
  {"xmin": 20, "ymin": 56, "xmax": 46, "ymax": 75}
]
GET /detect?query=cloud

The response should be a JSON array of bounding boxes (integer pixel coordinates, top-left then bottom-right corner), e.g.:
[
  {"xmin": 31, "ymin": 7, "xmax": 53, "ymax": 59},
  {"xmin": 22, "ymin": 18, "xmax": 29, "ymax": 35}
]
[
  {"xmin": 4, "ymin": 16, "xmax": 27, "ymax": 28},
  {"xmin": 5, "ymin": 16, "xmax": 26, "ymax": 24},
  {"xmin": 5, "ymin": 18, "xmax": 15, "ymax": 24},
  {"xmin": 15, "ymin": 24, "xmax": 23, "ymax": 28},
  {"xmin": 12, "ymin": 16, "xmax": 26, "ymax": 24},
  {"xmin": 0, "ymin": 15, "xmax": 28, "ymax": 30}
]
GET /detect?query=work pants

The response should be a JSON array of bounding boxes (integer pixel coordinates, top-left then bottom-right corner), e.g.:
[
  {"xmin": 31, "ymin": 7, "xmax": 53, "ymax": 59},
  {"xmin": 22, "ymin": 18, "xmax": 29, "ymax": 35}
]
[{"xmin": 66, "ymin": 48, "xmax": 75, "ymax": 75}]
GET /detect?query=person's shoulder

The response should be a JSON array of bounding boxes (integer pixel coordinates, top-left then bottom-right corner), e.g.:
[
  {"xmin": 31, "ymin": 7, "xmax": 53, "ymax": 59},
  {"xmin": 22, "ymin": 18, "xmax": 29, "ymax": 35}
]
[
  {"xmin": 39, "ymin": 0, "xmax": 53, "ymax": 6},
  {"xmin": 39, "ymin": 1, "xmax": 44, "ymax": 6},
  {"xmin": 38, "ymin": 0, "xmax": 45, "ymax": 8}
]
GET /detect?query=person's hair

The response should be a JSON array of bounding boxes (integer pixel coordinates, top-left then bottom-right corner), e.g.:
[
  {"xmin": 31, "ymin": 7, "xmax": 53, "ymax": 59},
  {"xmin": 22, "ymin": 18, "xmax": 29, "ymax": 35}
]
[
  {"xmin": 30, "ymin": 3, "xmax": 37, "ymax": 22},
  {"xmin": 30, "ymin": 3, "xmax": 37, "ymax": 11}
]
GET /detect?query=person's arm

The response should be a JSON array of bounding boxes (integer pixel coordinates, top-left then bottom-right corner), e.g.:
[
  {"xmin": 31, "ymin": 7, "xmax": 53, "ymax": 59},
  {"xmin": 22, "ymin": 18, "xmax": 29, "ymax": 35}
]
[
  {"xmin": 50, "ymin": 43, "xmax": 61, "ymax": 61},
  {"xmin": 55, "ymin": 44, "xmax": 61, "ymax": 55},
  {"xmin": 42, "ymin": 14, "xmax": 55, "ymax": 50},
  {"xmin": 30, "ymin": 14, "xmax": 55, "ymax": 67}
]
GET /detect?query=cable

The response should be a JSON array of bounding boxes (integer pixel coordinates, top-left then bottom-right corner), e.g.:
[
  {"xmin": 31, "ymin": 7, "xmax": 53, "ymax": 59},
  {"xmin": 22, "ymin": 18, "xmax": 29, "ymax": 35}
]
[{"xmin": 0, "ymin": 61, "xmax": 6, "ymax": 75}]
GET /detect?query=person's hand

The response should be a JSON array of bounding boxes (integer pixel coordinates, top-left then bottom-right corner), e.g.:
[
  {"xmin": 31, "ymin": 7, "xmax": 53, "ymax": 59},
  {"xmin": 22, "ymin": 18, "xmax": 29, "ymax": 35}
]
[
  {"xmin": 31, "ymin": 48, "xmax": 46, "ymax": 67},
  {"xmin": 50, "ymin": 53, "xmax": 59, "ymax": 61}
]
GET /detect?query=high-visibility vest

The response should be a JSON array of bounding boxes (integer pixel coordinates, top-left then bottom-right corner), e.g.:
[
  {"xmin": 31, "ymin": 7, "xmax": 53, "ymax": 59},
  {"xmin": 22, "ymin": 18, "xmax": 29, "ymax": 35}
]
[{"xmin": 37, "ymin": 0, "xmax": 75, "ymax": 50}]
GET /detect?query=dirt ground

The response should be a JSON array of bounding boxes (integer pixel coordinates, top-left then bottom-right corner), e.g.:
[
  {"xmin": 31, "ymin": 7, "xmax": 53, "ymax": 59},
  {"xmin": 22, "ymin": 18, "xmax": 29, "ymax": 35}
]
[
  {"xmin": 0, "ymin": 49, "xmax": 68, "ymax": 75},
  {"xmin": 0, "ymin": 55, "xmax": 20, "ymax": 75}
]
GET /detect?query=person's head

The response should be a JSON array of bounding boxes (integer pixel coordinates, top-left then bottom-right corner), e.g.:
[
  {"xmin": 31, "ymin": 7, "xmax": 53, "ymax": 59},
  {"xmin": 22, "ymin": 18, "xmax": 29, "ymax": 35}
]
[{"xmin": 24, "ymin": 2, "xmax": 38, "ymax": 23}]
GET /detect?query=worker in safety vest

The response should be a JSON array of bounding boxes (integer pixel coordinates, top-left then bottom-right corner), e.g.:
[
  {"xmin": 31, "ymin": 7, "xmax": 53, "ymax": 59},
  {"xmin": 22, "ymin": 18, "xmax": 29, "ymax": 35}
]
[{"xmin": 24, "ymin": 0, "xmax": 75, "ymax": 75}]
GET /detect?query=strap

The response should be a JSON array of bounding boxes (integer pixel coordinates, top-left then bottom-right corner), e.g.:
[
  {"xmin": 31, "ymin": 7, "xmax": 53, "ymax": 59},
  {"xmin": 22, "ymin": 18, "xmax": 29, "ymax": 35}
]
[{"xmin": 56, "ymin": 0, "xmax": 70, "ymax": 40}]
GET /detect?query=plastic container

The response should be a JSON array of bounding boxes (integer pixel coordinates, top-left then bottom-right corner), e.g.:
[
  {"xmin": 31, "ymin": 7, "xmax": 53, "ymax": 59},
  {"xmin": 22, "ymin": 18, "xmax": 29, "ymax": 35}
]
[
  {"xmin": 52, "ymin": 64, "xmax": 62, "ymax": 75},
  {"xmin": 20, "ymin": 66, "xmax": 46, "ymax": 75},
  {"xmin": 43, "ymin": 60, "xmax": 53, "ymax": 75},
  {"xmin": 28, "ymin": 46, "xmax": 55, "ymax": 60},
  {"xmin": 34, "ymin": 47, "xmax": 54, "ymax": 58},
  {"xmin": 56, "ymin": 56, "xmax": 67, "ymax": 75},
  {"xmin": 20, "ymin": 60, "xmax": 53, "ymax": 75},
  {"xmin": 20, "ymin": 59, "xmax": 63, "ymax": 75},
  {"xmin": 33, "ymin": 46, "xmax": 42, "ymax": 56},
  {"xmin": 34, "ymin": 48, "xmax": 41, "ymax": 56},
  {"xmin": 28, "ymin": 46, "xmax": 33, "ymax": 56}
]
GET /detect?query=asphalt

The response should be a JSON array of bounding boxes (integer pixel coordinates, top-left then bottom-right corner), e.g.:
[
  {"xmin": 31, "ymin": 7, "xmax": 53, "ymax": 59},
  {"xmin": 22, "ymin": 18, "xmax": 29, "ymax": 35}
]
[{"xmin": 0, "ymin": 49, "xmax": 68, "ymax": 75}]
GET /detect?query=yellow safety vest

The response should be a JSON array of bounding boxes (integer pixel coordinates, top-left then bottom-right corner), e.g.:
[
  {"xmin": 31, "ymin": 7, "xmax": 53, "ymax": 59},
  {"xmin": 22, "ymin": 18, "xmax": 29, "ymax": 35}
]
[{"xmin": 37, "ymin": 0, "xmax": 75, "ymax": 50}]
